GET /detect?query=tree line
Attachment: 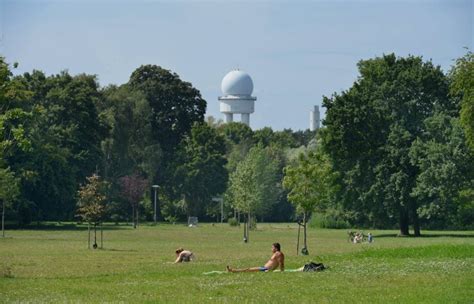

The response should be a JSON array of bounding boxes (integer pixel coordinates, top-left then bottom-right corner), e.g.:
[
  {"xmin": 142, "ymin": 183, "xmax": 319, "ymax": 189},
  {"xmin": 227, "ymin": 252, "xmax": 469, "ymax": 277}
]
[{"xmin": 0, "ymin": 51, "xmax": 472, "ymax": 237}]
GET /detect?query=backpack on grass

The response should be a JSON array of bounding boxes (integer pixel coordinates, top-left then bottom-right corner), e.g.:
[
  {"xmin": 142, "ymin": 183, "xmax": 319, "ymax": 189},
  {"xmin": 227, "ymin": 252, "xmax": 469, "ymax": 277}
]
[{"xmin": 303, "ymin": 262, "xmax": 325, "ymax": 272}]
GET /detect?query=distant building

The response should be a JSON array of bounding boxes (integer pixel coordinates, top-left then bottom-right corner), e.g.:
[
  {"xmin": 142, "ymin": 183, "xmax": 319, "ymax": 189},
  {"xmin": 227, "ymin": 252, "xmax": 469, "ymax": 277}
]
[
  {"xmin": 310, "ymin": 105, "xmax": 320, "ymax": 131},
  {"xmin": 218, "ymin": 70, "xmax": 256, "ymax": 126}
]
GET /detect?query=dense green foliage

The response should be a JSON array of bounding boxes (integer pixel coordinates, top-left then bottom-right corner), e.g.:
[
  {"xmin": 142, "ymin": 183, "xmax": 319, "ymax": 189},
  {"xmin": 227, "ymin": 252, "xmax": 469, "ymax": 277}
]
[
  {"xmin": 450, "ymin": 50, "xmax": 474, "ymax": 151},
  {"xmin": 0, "ymin": 167, "xmax": 20, "ymax": 237},
  {"xmin": 172, "ymin": 122, "xmax": 228, "ymax": 217},
  {"xmin": 322, "ymin": 53, "xmax": 472, "ymax": 234},
  {"xmin": 0, "ymin": 224, "xmax": 472, "ymax": 303},
  {"xmin": 1, "ymin": 52, "xmax": 472, "ymax": 233},
  {"xmin": 227, "ymin": 144, "xmax": 281, "ymax": 230},
  {"xmin": 409, "ymin": 114, "xmax": 474, "ymax": 229}
]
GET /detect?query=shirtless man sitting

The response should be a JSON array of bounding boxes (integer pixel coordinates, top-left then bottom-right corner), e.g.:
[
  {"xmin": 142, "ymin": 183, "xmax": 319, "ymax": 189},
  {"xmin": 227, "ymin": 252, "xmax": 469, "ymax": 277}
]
[{"xmin": 226, "ymin": 243, "xmax": 285, "ymax": 272}]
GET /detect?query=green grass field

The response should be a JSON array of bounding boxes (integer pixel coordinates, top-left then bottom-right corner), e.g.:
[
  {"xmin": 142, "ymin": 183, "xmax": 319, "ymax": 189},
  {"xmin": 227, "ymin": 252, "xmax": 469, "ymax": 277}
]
[{"xmin": 0, "ymin": 223, "xmax": 473, "ymax": 303}]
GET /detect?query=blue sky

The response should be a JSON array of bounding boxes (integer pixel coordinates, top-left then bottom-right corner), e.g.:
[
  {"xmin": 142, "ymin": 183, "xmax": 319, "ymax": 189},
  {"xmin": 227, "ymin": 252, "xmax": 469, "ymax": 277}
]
[{"xmin": 1, "ymin": 0, "xmax": 472, "ymax": 130}]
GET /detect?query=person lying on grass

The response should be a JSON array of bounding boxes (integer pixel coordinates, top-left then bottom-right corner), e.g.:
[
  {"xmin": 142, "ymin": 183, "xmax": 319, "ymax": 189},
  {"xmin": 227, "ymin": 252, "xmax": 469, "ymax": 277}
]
[
  {"xmin": 174, "ymin": 248, "xmax": 195, "ymax": 263},
  {"xmin": 227, "ymin": 242, "xmax": 285, "ymax": 272}
]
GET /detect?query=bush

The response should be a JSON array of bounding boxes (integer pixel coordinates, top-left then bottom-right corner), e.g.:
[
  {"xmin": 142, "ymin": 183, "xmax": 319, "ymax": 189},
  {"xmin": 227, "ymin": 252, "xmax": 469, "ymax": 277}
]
[
  {"xmin": 165, "ymin": 215, "xmax": 178, "ymax": 224},
  {"xmin": 228, "ymin": 217, "xmax": 239, "ymax": 226},
  {"xmin": 249, "ymin": 216, "xmax": 257, "ymax": 230},
  {"xmin": 309, "ymin": 211, "xmax": 350, "ymax": 229}
]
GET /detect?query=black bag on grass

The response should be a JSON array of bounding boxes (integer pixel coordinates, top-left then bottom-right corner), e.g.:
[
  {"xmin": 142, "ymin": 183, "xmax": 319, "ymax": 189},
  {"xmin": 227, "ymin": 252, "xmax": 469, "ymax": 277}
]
[{"xmin": 303, "ymin": 262, "xmax": 325, "ymax": 272}]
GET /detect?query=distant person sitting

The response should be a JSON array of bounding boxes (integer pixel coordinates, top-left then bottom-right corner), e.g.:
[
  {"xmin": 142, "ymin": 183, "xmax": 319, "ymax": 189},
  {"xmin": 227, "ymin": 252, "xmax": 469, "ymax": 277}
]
[
  {"xmin": 174, "ymin": 248, "xmax": 195, "ymax": 263},
  {"xmin": 353, "ymin": 232, "xmax": 363, "ymax": 243},
  {"xmin": 227, "ymin": 243, "xmax": 285, "ymax": 272}
]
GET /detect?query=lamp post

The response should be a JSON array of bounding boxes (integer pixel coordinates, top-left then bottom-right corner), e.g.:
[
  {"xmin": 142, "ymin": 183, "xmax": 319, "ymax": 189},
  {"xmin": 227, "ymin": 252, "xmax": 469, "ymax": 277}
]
[{"xmin": 152, "ymin": 185, "xmax": 159, "ymax": 224}]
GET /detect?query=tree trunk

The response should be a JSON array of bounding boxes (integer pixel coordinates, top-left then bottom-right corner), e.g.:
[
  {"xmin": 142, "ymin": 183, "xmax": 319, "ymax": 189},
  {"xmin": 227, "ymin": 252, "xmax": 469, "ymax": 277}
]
[
  {"xmin": 243, "ymin": 213, "xmax": 248, "ymax": 243},
  {"xmin": 136, "ymin": 204, "xmax": 139, "ymax": 228},
  {"xmin": 132, "ymin": 205, "xmax": 136, "ymax": 229},
  {"xmin": 94, "ymin": 223, "xmax": 97, "ymax": 248},
  {"xmin": 412, "ymin": 204, "xmax": 421, "ymax": 237},
  {"xmin": 88, "ymin": 222, "xmax": 91, "ymax": 249},
  {"xmin": 303, "ymin": 212, "xmax": 308, "ymax": 251},
  {"xmin": 297, "ymin": 220, "xmax": 301, "ymax": 255},
  {"xmin": 2, "ymin": 200, "xmax": 5, "ymax": 238},
  {"xmin": 100, "ymin": 223, "xmax": 103, "ymax": 249},
  {"xmin": 399, "ymin": 208, "xmax": 410, "ymax": 236},
  {"xmin": 246, "ymin": 212, "xmax": 250, "ymax": 242}
]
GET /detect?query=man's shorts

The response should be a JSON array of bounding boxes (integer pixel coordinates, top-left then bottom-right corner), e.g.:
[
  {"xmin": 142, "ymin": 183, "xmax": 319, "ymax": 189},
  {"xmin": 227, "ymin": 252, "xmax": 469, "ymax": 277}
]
[{"xmin": 259, "ymin": 266, "xmax": 269, "ymax": 272}]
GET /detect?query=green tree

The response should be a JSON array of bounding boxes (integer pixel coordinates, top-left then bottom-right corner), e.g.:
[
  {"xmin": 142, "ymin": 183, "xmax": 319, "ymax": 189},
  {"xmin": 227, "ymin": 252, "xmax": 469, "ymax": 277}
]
[
  {"xmin": 218, "ymin": 122, "xmax": 254, "ymax": 145},
  {"xmin": 205, "ymin": 115, "xmax": 224, "ymax": 128},
  {"xmin": 100, "ymin": 85, "xmax": 161, "ymax": 180},
  {"xmin": 227, "ymin": 145, "xmax": 280, "ymax": 240},
  {"xmin": 218, "ymin": 122, "xmax": 254, "ymax": 178},
  {"xmin": 76, "ymin": 174, "xmax": 108, "ymax": 248},
  {"xmin": 322, "ymin": 54, "xmax": 454, "ymax": 236},
  {"xmin": 0, "ymin": 57, "xmax": 33, "ymax": 160},
  {"xmin": 99, "ymin": 85, "xmax": 162, "ymax": 221},
  {"xmin": 450, "ymin": 50, "xmax": 474, "ymax": 151},
  {"xmin": 40, "ymin": 72, "xmax": 108, "ymax": 182},
  {"xmin": 292, "ymin": 129, "xmax": 316, "ymax": 147},
  {"xmin": 283, "ymin": 150, "xmax": 334, "ymax": 254},
  {"xmin": 174, "ymin": 122, "xmax": 228, "ymax": 217},
  {"xmin": 0, "ymin": 167, "xmax": 20, "ymax": 237},
  {"xmin": 253, "ymin": 127, "xmax": 274, "ymax": 147},
  {"xmin": 13, "ymin": 70, "xmax": 109, "ymax": 221},
  {"xmin": 0, "ymin": 57, "xmax": 36, "ymax": 226},
  {"xmin": 128, "ymin": 65, "xmax": 206, "ymax": 212},
  {"xmin": 128, "ymin": 65, "xmax": 206, "ymax": 152},
  {"xmin": 409, "ymin": 113, "xmax": 474, "ymax": 228}
]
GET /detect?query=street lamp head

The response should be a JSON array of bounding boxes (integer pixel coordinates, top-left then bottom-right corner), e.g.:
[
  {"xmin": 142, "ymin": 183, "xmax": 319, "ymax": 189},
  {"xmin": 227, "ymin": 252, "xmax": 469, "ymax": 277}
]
[{"xmin": 152, "ymin": 185, "xmax": 159, "ymax": 189}]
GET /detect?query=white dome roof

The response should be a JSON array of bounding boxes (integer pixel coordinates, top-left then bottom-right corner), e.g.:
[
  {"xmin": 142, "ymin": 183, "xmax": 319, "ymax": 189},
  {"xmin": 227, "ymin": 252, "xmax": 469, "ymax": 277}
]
[{"xmin": 221, "ymin": 70, "xmax": 254, "ymax": 96}]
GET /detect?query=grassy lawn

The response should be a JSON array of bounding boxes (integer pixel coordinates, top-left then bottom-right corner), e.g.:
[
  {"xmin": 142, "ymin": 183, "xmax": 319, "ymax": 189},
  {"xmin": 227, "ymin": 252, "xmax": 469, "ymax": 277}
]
[{"xmin": 0, "ymin": 223, "xmax": 473, "ymax": 303}]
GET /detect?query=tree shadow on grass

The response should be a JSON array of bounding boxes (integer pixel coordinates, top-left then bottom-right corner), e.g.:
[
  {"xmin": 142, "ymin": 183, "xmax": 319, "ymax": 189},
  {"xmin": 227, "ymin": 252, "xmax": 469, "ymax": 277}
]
[
  {"xmin": 100, "ymin": 248, "xmax": 138, "ymax": 252},
  {"xmin": 5, "ymin": 222, "xmax": 133, "ymax": 232},
  {"xmin": 374, "ymin": 233, "xmax": 474, "ymax": 238}
]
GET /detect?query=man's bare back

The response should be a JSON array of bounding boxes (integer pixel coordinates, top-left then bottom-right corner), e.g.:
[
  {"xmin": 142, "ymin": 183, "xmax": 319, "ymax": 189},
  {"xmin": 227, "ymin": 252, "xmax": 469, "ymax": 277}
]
[{"xmin": 227, "ymin": 243, "xmax": 284, "ymax": 272}]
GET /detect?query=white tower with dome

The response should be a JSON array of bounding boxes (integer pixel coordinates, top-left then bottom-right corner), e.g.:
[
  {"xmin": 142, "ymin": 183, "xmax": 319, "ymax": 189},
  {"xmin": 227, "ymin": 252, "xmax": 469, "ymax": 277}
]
[{"xmin": 218, "ymin": 70, "xmax": 257, "ymax": 126}]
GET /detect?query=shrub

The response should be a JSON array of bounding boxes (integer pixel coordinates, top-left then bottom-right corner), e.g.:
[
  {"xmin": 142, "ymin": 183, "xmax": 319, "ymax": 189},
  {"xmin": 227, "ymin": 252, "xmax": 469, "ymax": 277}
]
[
  {"xmin": 165, "ymin": 215, "xmax": 178, "ymax": 224},
  {"xmin": 249, "ymin": 216, "xmax": 257, "ymax": 230},
  {"xmin": 228, "ymin": 217, "xmax": 239, "ymax": 226},
  {"xmin": 309, "ymin": 211, "xmax": 350, "ymax": 229}
]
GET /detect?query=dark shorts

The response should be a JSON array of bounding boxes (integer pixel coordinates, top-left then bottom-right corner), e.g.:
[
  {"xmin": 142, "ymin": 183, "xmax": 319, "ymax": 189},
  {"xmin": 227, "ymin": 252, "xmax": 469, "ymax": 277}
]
[{"xmin": 259, "ymin": 267, "xmax": 269, "ymax": 272}]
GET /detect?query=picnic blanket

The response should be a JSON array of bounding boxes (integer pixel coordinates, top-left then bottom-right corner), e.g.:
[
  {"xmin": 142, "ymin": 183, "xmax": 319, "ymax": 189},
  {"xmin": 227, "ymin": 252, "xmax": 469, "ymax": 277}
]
[
  {"xmin": 202, "ymin": 263, "xmax": 325, "ymax": 275},
  {"xmin": 202, "ymin": 268, "xmax": 303, "ymax": 275}
]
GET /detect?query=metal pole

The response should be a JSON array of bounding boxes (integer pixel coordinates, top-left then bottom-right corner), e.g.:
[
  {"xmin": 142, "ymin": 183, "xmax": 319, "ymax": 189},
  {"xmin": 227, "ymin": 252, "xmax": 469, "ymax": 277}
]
[
  {"xmin": 2, "ymin": 200, "xmax": 5, "ymax": 238},
  {"xmin": 152, "ymin": 185, "xmax": 159, "ymax": 224},
  {"xmin": 153, "ymin": 188, "xmax": 157, "ymax": 223},
  {"xmin": 297, "ymin": 222, "xmax": 301, "ymax": 255},
  {"xmin": 220, "ymin": 199, "xmax": 224, "ymax": 223}
]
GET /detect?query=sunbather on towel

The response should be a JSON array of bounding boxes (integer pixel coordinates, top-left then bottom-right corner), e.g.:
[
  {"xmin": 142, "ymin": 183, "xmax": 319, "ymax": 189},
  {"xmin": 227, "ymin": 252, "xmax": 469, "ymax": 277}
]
[{"xmin": 226, "ymin": 243, "xmax": 284, "ymax": 272}]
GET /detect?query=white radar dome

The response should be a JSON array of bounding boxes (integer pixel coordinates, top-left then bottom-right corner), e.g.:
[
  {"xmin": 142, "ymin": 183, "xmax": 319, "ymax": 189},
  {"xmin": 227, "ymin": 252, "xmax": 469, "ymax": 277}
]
[{"xmin": 221, "ymin": 70, "xmax": 254, "ymax": 96}]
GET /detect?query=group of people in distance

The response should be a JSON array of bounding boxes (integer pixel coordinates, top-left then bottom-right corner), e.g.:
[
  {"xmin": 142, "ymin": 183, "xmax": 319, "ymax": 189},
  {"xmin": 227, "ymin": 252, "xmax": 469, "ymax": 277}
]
[
  {"xmin": 348, "ymin": 231, "xmax": 373, "ymax": 243},
  {"xmin": 174, "ymin": 242, "xmax": 285, "ymax": 272}
]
